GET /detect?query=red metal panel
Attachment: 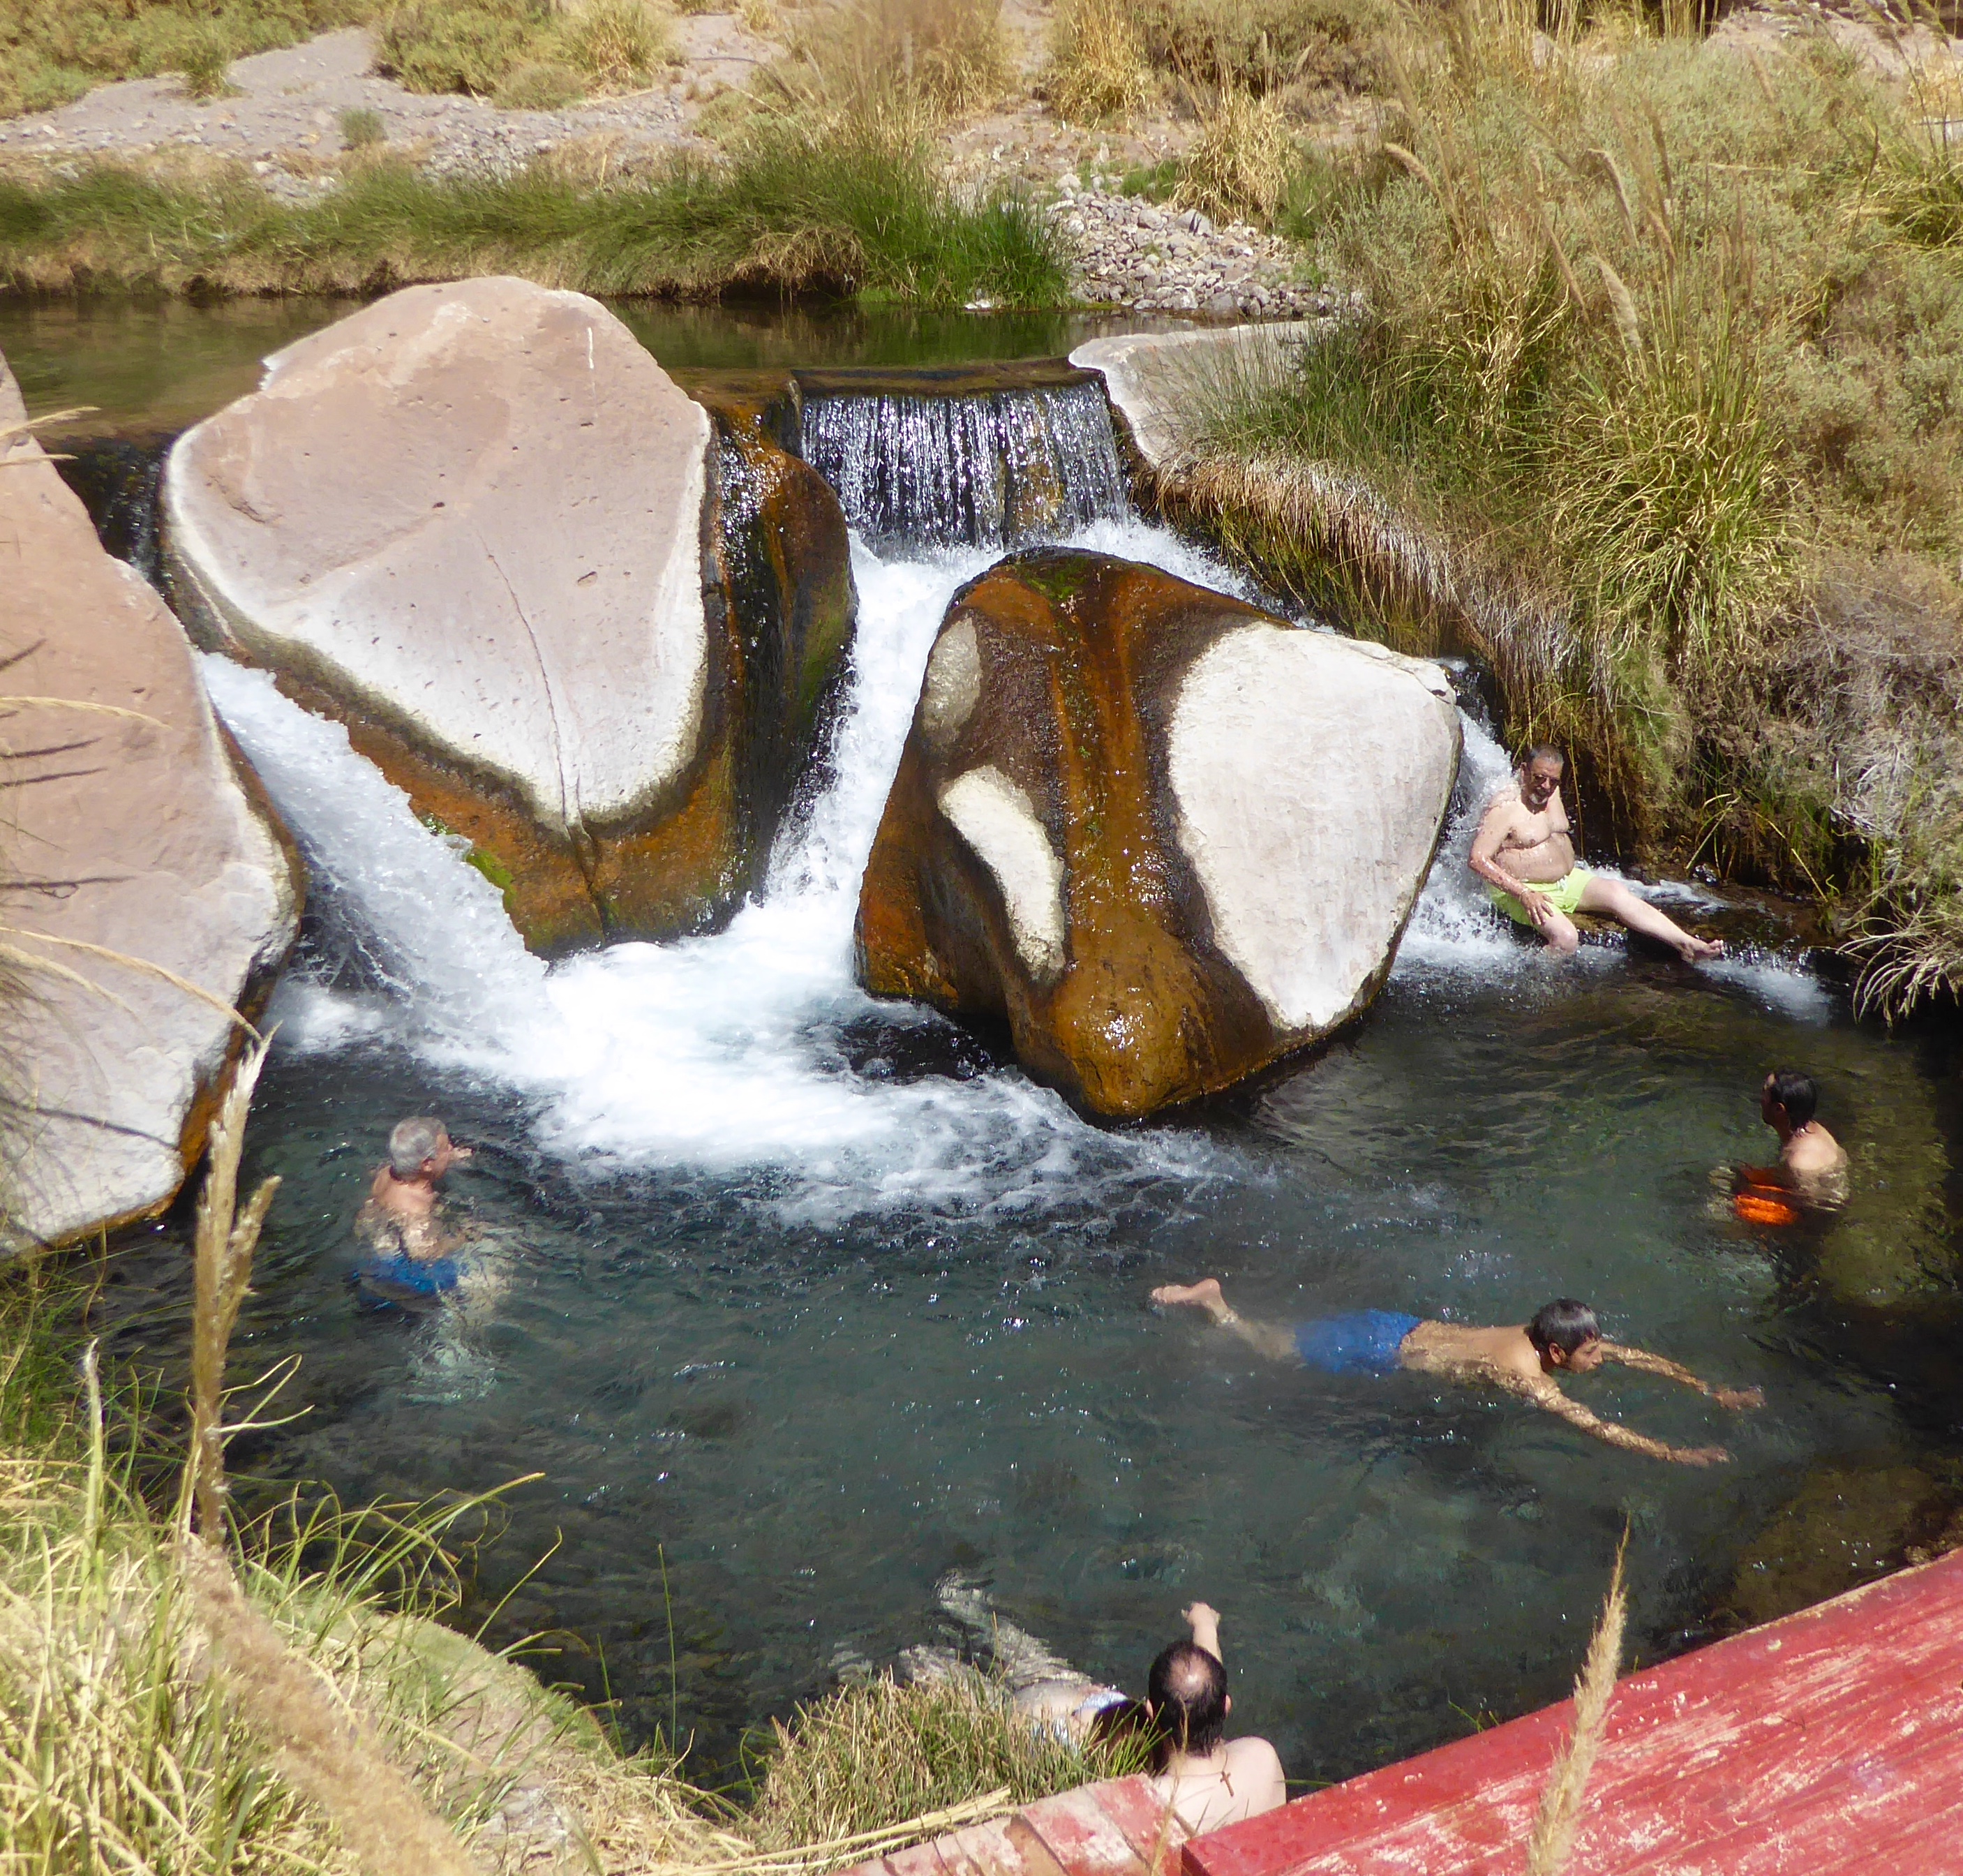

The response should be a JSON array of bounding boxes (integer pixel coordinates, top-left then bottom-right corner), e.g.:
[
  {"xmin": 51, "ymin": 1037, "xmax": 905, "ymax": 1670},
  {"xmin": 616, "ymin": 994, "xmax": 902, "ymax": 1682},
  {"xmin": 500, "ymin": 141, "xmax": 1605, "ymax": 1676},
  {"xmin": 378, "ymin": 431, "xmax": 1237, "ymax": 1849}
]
[{"xmin": 1185, "ymin": 1549, "xmax": 1963, "ymax": 1876}]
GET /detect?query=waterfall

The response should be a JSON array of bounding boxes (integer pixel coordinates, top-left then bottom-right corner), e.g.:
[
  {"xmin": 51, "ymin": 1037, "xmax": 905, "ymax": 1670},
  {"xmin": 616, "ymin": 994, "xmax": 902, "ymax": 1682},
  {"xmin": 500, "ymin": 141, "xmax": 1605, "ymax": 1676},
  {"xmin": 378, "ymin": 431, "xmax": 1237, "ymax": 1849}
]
[
  {"xmin": 202, "ymin": 520, "xmax": 1238, "ymax": 1217},
  {"xmin": 798, "ymin": 380, "xmax": 1128, "ymax": 551}
]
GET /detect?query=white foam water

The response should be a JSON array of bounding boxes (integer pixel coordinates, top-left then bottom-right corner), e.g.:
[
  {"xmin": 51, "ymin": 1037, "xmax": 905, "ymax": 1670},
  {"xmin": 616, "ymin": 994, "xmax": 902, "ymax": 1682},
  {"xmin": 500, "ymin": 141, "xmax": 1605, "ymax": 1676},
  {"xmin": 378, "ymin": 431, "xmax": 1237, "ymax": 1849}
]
[{"xmin": 205, "ymin": 521, "xmax": 1245, "ymax": 1217}]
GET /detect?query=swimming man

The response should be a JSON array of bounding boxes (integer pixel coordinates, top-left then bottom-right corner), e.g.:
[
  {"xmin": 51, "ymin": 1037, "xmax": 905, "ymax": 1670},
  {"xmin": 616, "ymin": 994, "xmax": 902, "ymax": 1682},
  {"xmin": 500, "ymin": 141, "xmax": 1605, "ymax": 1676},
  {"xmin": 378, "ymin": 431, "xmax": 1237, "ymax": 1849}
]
[
  {"xmin": 1151, "ymin": 1280, "xmax": 1761, "ymax": 1466},
  {"xmin": 1470, "ymin": 745, "xmax": 1722, "ymax": 961},
  {"xmin": 354, "ymin": 1115, "xmax": 474, "ymax": 1306},
  {"xmin": 1733, "ymin": 1069, "xmax": 1849, "ymax": 1210}
]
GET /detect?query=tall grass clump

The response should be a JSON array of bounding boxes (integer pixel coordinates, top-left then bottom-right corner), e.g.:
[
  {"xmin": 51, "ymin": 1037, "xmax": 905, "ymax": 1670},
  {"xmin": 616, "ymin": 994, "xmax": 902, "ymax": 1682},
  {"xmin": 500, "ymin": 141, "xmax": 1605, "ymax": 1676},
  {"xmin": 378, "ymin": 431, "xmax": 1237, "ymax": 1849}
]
[
  {"xmin": 767, "ymin": 0, "xmax": 1013, "ymax": 124},
  {"xmin": 1047, "ymin": 0, "xmax": 1157, "ymax": 127},
  {"xmin": 1175, "ymin": 83, "xmax": 1295, "ymax": 221},
  {"xmin": 1130, "ymin": 0, "xmax": 1386, "ymax": 96},
  {"xmin": 749, "ymin": 1670, "xmax": 1151, "ymax": 1861},
  {"xmin": 1169, "ymin": 3, "xmax": 1963, "ymax": 996}
]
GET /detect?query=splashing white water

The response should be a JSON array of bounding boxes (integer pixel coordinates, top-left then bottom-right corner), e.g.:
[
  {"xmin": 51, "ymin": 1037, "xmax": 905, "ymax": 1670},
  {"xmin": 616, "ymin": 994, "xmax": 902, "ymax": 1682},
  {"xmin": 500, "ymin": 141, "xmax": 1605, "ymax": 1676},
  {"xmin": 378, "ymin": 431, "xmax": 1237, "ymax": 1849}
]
[{"xmin": 207, "ymin": 521, "xmax": 1244, "ymax": 1216}]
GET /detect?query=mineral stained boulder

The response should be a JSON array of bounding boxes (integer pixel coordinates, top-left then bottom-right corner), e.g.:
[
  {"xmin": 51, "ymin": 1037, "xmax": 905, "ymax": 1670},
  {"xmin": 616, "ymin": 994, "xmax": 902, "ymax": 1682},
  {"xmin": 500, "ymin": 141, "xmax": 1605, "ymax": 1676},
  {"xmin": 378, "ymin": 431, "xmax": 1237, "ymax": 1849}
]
[
  {"xmin": 163, "ymin": 277, "xmax": 852, "ymax": 953},
  {"xmin": 856, "ymin": 549, "xmax": 1461, "ymax": 1118},
  {"xmin": 0, "ymin": 351, "xmax": 301, "ymax": 1251}
]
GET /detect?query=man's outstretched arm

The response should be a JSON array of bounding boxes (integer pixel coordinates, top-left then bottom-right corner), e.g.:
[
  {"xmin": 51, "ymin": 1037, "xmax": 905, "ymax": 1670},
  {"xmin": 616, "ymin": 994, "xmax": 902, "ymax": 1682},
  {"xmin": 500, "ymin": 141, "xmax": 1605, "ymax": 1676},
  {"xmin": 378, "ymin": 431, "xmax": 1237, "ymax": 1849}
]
[
  {"xmin": 1184, "ymin": 1601, "xmax": 1223, "ymax": 1662},
  {"xmin": 1521, "ymin": 1378, "xmax": 1730, "ymax": 1466},
  {"xmin": 1598, "ymin": 1342, "xmax": 1764, "ymax": 1410}
]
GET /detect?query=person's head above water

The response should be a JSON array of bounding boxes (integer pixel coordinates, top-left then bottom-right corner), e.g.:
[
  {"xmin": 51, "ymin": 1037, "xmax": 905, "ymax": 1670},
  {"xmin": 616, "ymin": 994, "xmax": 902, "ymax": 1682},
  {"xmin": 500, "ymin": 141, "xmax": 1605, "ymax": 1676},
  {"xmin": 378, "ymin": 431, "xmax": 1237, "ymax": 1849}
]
[
  {"xmin": 1146, "ymin": 1639, "xmax": 1229, "ymax": 1759},
  {"xmin": 387, "ymin": 1116, "xmax": 468, "ymax": 1184},
  {"xmin": 1762, "ymin": 1069, "xmax": 1819, "ymax": 1131},
  {"xmin": 1518, "ymin": 744, "xmax": 1565, "ymax": 812},
  {"xmin": 1526, "ymin": 1297, "xmax": 1604, "ymax": 1372}
]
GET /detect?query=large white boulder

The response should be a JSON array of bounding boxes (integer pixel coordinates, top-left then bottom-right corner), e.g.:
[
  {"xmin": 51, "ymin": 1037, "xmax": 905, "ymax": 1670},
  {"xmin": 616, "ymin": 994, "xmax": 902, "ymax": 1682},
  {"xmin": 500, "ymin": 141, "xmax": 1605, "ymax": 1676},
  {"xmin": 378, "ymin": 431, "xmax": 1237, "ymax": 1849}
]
[
  {"xmin": 163, "ymin": 278, "xmax": 752, "ymax": 951},
  {"xmin": 857, "ymin": 549, "xmax": 1459, "ymax": 1118},
  {"xmin": 0, "ymin": 353, "xmax": 300, "ymax": 1251}
]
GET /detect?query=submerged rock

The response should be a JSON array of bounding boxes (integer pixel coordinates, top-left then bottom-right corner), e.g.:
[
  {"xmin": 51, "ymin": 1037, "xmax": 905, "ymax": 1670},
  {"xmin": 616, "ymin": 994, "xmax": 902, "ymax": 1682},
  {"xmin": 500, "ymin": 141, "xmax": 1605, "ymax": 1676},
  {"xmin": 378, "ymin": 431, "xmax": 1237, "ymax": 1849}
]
[
  {"xmin": 0, "ymin": 352, "xmax": 301, "ymax": 1251},
  {"xmin": 856, "ymin": 549, "xmax": 1460, "ymax": 1118},
  {"xmin": 163, "ymin": 278, "xmax": 851, "ymax": 953}
]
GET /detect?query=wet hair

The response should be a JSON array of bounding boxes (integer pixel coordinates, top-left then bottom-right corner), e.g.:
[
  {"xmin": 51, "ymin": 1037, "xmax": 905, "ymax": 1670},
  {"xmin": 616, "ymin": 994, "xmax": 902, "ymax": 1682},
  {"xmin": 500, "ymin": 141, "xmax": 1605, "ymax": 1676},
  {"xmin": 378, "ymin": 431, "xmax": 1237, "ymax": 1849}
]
[
  {"xmin": 1087, "ymin": 1697, "xmax": 1153, "ymax": 1752},
  {"xmin": 1765, "ymin": 1069, "xmax": 1818, "ymax": 1127},
  {"xmin": 387, "ymin": 1117, "xmax": 446, "ymax": 1179},
  {"xmin": 1526, "ymin": 1299, "xmax": 1599, "ymax": 1357},
  {"xmin": 1147, "ymin": 1640, "xmax": 1227, "ymax": 1763},
  {"xmin": 1522, "ymin": 743, "xmax": 1565, "ymax": 771}
]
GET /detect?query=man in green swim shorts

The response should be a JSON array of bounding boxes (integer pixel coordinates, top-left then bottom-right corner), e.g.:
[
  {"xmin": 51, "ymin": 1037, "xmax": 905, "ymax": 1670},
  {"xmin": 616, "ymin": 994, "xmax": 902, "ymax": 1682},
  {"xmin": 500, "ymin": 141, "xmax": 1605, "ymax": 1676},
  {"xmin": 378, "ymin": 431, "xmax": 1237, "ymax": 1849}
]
[{"xmin": 1469, "ymin": 745, "xmax": 1722, "ymax": 961}]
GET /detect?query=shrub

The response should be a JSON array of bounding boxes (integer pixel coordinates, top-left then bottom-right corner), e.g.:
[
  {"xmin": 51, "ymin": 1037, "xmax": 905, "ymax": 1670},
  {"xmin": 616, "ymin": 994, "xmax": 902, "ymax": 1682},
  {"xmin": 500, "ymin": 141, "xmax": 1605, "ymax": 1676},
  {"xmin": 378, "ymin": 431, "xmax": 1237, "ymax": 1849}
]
[
  {"xmin": 555, "ymin": 0, "xmax": 678, "ymax": 90},
  {"xmin": 493, "ymin": 54, "xmax": 589, "ymax": 105},
  {"xmin": 779, "ymin": 0, "xmax": 1012, "ymax": 121},
  {"xmin": 1131, "ymin": 0, "xmax": 1385, "ymax": 95},
  {"xmin": 1047, "ymin": 0, "xmax": 1156, "ymax": 126},
  {"xmin": 174, "ymin": 20, "xmax": 238, "ymax": 96},
  {"xmin": 375, "ymin": 0, "xmax": 544, "ymax": 94},
  {"xmin": 1174, "ymin": 84, "xmax": 1294, "ymax": 221},
  {"xmin": 340, "ymin": 103, "xmax": 388, "ymax": 146}
]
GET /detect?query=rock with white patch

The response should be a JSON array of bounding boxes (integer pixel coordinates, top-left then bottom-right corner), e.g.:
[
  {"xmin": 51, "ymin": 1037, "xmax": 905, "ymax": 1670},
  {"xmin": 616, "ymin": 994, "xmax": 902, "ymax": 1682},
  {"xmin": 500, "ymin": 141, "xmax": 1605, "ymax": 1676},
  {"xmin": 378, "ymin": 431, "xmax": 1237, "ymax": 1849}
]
[
  {"xmin": 856, "ymin": 549, "xmax": 1458, "ymax": 1118},
  {"xmin": 163, "ymin": 276, "xmax": 850, "ymax": 951},
  {"xmin": 0, "ymin": 350, "xmax": 301, "ymax": 1251}
]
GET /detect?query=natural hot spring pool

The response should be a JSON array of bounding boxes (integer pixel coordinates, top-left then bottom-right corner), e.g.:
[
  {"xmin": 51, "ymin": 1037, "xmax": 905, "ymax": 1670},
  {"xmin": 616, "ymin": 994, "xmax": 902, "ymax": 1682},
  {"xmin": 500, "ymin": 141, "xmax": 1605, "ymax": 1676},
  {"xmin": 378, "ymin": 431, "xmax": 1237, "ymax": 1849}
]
[
  {"xmin": 77, "ymin": 521, "xmax": 1962, "ymax": 1794},
  {"xmin": 14, "ymin": 297, "xmax": 1958, "ymax": 1795}
]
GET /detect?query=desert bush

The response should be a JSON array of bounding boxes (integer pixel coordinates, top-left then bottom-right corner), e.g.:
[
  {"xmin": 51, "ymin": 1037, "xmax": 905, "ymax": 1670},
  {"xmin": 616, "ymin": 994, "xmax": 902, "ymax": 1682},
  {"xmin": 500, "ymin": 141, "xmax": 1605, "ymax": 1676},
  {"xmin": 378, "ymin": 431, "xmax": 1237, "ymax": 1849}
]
[
  {"xmin": 340, "ymin": 104, "xmax": 388, "ymax": 146},
  {"xmin": 1047, "ymin": 0, "xmax": 1156, "ymax": 126},
  {"xmin": 1130, "ymin": 0, "xmax": 1385, "ymax": 95},
  {"xmin": 376, "ymin": 0, "xmax": 544, "ymax": 93},
  {"xmin": 775, "ymin": 0, "xmax": 1012, "ymax": 121},
  {"xmin": 1174, "ymin": 83, "xmax": 1295, "ymax": 221},
  {"xmin": 555, "ymin": 0, "xmax": 679, "ymax": 88}
]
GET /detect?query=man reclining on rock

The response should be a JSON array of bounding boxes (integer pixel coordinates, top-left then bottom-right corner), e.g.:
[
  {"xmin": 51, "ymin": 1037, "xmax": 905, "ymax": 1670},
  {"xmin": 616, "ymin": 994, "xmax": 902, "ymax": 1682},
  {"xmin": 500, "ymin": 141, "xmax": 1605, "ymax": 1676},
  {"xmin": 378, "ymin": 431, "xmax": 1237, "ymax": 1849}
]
[
  {"xmin": 1469, "ymin": 744, "xmax": 1722, "ymax": 961},
  {"xmin": 353, "ymin": 1115, "xmax": 475, "ymax": 1306},
  {"xmin": 1151, "ymin": 1281, "xmax": 1761, "ymax": 1466}
]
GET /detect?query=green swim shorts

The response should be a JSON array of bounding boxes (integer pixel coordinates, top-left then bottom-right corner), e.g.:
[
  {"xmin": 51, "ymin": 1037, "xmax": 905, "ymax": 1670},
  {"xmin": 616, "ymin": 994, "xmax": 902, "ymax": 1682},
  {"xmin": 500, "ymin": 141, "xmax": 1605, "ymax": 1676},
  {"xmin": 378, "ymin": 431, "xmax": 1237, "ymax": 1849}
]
[{"xmin": 1488, "ymin": 866, "xmax": 1592, "ymax": 925}]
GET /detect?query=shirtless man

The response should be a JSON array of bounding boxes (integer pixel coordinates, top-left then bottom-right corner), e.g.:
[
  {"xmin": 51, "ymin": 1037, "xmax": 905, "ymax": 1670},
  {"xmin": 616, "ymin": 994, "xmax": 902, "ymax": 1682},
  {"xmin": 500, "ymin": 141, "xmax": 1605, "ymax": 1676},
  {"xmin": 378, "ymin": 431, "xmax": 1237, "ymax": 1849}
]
[
  {"xmin": 1152, "ymin": 1280, "xmax": 1762, "ymax": 1466},
  {"xmin": 1734, "ymin": 1069, "xmax": 1849, "ymax": 1207},
  {"xmin": 1143, "ymin": 1603, "xmax": 1286, "ymax": 1835},
  {"xmin": 1470, "ymin": 745, "xmax": 1722, "ymax": 961},
  {"xmin": 354, "ymin": 1116, "xmax": 473, "ymax": 1304}
]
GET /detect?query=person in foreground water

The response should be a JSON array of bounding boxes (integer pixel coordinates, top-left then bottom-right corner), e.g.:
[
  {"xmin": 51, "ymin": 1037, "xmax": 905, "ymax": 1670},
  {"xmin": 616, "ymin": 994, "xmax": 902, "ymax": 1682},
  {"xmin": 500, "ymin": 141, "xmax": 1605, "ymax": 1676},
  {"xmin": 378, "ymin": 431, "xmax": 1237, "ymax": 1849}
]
[
  {"xmin": 1151, "ymin": 1282, "xmax": 1762, "ymax": 1466},
  {"xmin": 1470, "ymin": 744, "xmax": 1722, "ymax": 962},
  {"xmin": 1144, "ymin": 1602, "xmax": 1286, "ymax": 1833},
  {"xmin": 1727, "ymin": 1069, "xmax": 1849, "ymax": 1219},
  {"xmin": 352, "ymin": 1115, "xmax": 474, "ymax": 1306}
]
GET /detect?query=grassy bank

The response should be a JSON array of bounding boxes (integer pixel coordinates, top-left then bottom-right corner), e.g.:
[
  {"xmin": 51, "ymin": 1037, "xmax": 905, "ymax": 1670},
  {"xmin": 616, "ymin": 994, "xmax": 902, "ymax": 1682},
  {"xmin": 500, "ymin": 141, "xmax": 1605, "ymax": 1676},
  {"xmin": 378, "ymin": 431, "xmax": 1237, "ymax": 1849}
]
[
  {"xmin": 1158, "ymin": 2, "xmax": 1963, "ymax": 1011},
  {"xmin": 0, "ymin": 114, "xmax": 1063, "ymax": 304}
]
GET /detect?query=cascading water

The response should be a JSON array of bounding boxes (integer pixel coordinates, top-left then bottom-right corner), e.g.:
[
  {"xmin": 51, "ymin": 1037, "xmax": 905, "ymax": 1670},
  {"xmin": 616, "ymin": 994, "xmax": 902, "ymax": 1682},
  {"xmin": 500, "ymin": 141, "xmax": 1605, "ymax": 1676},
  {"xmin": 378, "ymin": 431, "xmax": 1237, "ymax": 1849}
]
[
  {"xmin": 208, "ymin": 517, "xmax": 1252, "ymax": 1219},
  {"xmin": 798, "ymin": 380, "xmax": 1128, "ymax": 550}
]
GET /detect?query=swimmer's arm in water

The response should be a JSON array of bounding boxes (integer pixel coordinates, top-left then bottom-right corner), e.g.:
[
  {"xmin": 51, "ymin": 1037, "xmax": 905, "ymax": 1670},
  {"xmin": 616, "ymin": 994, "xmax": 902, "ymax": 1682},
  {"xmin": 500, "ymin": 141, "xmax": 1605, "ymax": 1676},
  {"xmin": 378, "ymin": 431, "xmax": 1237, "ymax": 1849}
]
[
  {"xmin": 1597, "ymin": 1341, "xmax": 1765, "ymax": 1410},
  {"xmin": 1184, "ymin": 1601, "xmax": 1223, "ymax": 1662},
  {"xmin": 1513, "ymin": 1375, "xmax": 1731, "ymax": 1466}
]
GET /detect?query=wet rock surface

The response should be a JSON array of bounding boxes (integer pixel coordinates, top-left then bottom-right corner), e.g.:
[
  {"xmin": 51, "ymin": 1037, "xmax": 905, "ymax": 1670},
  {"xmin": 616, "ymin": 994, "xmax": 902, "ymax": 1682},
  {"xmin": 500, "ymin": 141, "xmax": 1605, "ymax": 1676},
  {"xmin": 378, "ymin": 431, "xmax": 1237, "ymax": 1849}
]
[
  {"xmin": 856, "ymin": 549, "xmax": 1460, "ymax": 1118},
  {"xmin": 0, "ymin": 351, "xmax": 301, "ymax": 1251},
  {"xmin": 163, "ymin": 278, "xmax": 759, "ymax": 952}
]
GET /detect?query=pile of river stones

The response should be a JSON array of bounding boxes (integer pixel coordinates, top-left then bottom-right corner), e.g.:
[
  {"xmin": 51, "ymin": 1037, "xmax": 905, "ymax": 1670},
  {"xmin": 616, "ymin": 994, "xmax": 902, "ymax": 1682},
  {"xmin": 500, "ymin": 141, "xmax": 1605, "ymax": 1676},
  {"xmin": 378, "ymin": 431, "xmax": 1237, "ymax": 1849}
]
[{"xmin": 1047, "ymin": 172, "xmax": 1336, "ymax": 319}]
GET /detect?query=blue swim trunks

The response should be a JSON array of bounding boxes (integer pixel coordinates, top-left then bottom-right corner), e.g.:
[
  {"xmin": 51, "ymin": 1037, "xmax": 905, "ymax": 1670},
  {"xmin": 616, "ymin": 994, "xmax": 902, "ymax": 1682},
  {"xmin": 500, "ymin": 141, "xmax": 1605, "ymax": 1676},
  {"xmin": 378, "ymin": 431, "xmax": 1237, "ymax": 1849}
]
[
  {"xmin": 1294, "ymin": 1311, "xmax": 1421, "ymax": 1376},
  {"xmin": 353, "ymin": 1251, "xmax": 461, "ymax": 1305}
]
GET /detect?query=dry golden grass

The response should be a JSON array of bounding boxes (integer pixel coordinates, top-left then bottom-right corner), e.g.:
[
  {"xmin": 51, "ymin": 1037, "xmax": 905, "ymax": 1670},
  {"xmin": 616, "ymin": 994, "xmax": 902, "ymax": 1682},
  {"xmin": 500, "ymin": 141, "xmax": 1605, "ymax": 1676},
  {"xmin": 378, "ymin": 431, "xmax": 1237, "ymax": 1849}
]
[
  {"xmin": 1174, "ymin": 84, "xmax": 1294, "ymax": 222},
  {"xmin": 1523, "ymin": 1544, "xmax": 1627, "ymax": 1875},
  {"xmin": 1047, "ymin": 0, "xmax": 1156, "ymax": 126}
]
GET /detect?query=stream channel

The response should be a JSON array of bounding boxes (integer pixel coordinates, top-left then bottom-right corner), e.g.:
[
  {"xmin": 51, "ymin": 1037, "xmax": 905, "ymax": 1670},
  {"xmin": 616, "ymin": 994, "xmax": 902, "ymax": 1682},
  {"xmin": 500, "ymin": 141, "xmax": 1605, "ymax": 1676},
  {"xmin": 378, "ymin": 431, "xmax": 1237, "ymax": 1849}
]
[{"xmin": 8, "ymin": 295, "xmax": 1963, "ymax": 1794}]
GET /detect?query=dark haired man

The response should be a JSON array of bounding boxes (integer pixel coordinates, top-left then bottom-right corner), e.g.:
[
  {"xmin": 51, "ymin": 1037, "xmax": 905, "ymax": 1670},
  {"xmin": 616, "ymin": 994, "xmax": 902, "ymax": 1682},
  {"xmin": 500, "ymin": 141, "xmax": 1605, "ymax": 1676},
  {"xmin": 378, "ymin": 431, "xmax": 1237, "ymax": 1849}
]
[
  {"xmin": 1151, "ymin": 1280, "xmax": 1761, "ymax": 1466},
  {"xmin": 1736, "ymin": 1069, "xmax": 1849, "ymax": 1206},
  {"xmin": 1469, "ymin": 745, "xmax": 1722, "ymax": 961},
  {"xmin": 1144, "ymin": 1602, "xmax": 1285, "ymax": 1834}
]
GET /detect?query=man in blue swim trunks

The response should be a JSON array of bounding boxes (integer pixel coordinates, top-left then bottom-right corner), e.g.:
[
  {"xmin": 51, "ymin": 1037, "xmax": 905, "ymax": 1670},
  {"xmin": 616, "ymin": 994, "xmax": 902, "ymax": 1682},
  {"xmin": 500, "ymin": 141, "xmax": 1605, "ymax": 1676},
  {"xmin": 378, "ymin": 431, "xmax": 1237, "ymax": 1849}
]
[
  {"xmin": 1150, "ymin": 1279, "xmax": 1762, "ymax": 1466},
  {"xmin": 1469, "ymin": 745, "xmax": 1722, "ymax": 961},
  {"xmin": 353, "ymin": 1115, "xmax": 473, "ymax": 1306}
]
